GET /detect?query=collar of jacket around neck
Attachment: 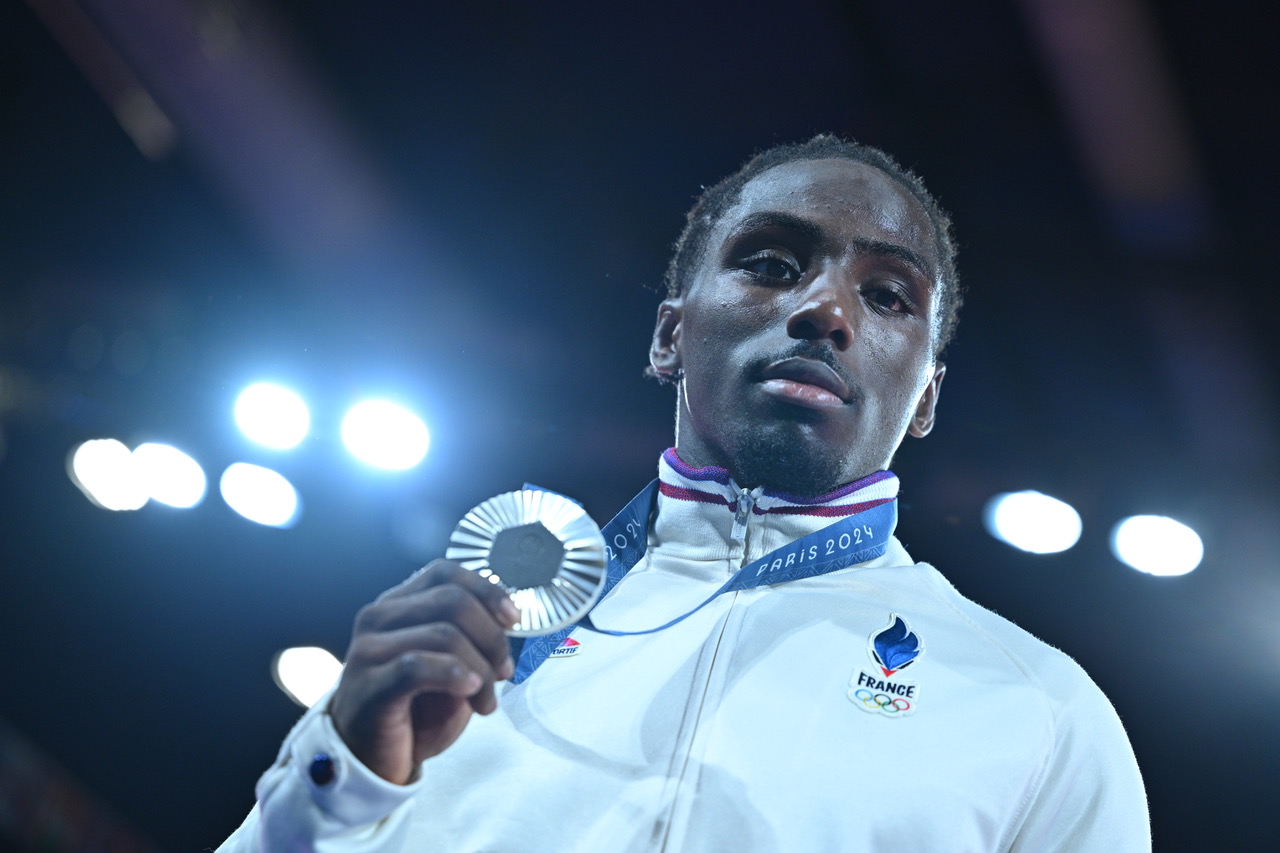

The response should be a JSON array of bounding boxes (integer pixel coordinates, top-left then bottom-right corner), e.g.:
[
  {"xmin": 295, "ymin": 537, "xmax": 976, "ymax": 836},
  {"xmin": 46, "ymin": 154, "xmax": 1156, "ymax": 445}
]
[{"xmin": 658, "ymin": 447, "xmax": 899, "ymax": 518}]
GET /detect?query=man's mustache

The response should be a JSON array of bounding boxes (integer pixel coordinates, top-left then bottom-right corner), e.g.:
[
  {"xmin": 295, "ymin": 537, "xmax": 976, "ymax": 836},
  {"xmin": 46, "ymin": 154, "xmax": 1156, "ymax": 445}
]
[{"xmin": 752, "ymin": 341, "xmax": 860, "ymax": 402}]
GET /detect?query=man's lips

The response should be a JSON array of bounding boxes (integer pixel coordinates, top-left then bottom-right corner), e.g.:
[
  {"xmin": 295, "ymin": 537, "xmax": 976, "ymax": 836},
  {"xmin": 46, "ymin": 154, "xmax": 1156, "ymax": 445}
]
[{"xmin": 759, "ymin": 357, "xmax": 851, "ymax": 408}]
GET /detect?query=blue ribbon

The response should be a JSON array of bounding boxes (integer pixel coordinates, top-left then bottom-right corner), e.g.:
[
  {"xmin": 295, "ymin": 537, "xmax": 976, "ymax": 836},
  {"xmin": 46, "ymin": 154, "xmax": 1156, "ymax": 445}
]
[{"xmin": 510, "ymin": 480, "xmax": 896, "ymax": 684}]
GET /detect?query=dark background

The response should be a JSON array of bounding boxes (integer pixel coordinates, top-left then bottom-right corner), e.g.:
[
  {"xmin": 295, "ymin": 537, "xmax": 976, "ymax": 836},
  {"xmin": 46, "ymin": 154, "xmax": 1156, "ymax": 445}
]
[{"xmin": 1, "ymin": 0, "xmax": 1277, "ymax": 850}]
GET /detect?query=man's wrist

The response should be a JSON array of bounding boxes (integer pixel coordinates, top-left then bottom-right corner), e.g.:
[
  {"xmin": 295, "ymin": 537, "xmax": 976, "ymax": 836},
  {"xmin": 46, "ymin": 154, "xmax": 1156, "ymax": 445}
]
[{"xmin": 281, "ymin": 707, "xmax": 424, "ymax": 828}]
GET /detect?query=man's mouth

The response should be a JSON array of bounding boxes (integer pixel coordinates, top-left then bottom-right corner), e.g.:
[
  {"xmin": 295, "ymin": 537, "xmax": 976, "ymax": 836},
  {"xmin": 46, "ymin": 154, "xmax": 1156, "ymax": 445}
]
[{"xmin": 759, "ymin": 357, "xmax": 851, "ymax": 409}]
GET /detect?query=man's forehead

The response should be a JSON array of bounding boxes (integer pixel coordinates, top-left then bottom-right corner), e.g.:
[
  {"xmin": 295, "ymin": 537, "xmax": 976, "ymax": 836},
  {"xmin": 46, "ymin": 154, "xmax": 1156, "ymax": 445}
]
[{"xmin": 721, "ymin": 158, "xmax": 940, "ymax": 275}]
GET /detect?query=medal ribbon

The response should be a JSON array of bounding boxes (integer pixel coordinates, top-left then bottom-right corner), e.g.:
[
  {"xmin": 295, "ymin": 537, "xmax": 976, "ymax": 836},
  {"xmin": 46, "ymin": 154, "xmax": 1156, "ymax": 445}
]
[{"xmin": 510, "ymin": 479, "xmax": 896, "ymax": 684}]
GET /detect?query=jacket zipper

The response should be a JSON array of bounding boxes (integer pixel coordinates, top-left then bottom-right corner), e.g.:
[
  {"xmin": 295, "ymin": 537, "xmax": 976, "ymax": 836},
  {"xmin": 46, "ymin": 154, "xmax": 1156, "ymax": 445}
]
[
  {"xmin": 729, "ymin": 486, "xmax": 763, "ymax": 554},
  {"xmin": 658, "ymin": 485, "xmax": 762, "ymax": 850}
]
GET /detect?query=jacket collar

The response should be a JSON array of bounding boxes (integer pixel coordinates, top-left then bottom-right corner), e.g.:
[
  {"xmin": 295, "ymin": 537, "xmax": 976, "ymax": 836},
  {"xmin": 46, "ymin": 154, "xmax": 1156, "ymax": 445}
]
[
  {"xmin": 648, "ymin": 448, "xmax": 907, "ymax": 573},
  {"xmin": 658, "ymin": 447, "xmax": 899, "ymax": 517}
]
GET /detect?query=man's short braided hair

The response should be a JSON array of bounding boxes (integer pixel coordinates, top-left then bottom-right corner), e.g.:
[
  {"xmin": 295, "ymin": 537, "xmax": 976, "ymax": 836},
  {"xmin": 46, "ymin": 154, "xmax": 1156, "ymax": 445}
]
[{"xmin": 662, "ymin": 135, "xmax": 962, "ymax": 357}]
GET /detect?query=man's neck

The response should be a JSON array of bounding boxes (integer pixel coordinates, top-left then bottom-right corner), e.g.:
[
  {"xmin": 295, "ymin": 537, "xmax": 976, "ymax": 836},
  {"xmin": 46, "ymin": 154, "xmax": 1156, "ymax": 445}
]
[{"xmin": 662, "ymin": 447, "xmax": 893, "ymax": 504}]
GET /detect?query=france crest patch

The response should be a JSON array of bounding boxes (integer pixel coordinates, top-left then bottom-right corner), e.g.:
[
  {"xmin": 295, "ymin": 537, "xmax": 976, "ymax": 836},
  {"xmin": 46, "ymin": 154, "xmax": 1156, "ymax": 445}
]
[{"xmin": 848, "ymin": 614, "xmax": 923, "ymax": 717}]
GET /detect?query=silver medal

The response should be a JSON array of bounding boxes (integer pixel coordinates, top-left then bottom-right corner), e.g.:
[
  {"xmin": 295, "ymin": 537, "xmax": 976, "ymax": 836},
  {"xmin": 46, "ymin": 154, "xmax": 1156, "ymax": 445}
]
[{"xmin": 446, "ymin": 490, "xmax": 608, "ymax": 636}]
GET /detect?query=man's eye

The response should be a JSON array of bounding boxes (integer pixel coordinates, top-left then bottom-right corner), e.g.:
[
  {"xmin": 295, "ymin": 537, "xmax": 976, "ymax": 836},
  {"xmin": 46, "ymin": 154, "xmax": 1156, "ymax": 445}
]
[
  {"xmin": 741, "ymin": 256, "xmax": 800, "ymax": 282},
  {"xmin": 863, "ymin": 285, "xmax": 913, "ymax": 315}
]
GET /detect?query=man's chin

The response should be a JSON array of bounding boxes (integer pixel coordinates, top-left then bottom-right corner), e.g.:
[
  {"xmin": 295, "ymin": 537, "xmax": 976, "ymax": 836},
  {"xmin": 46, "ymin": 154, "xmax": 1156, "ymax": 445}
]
[{"xmin": 727, "ymin": 428, "xmax": 848, "ymax": 498}]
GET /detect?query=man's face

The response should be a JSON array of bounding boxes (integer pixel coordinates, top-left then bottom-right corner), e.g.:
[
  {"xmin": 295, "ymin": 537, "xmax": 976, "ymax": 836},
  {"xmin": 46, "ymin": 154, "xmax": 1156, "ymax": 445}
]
[{"xmin": 650, "ymin": 158, "xmax": 946, "ymax": 496}]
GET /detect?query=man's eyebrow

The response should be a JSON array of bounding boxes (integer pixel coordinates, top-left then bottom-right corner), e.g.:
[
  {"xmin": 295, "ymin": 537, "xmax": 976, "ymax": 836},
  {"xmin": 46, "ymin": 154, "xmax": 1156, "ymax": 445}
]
[
  {"xmin": 725, "ymin": 211, "xmax": 823, "ymax": 244},
  {"xmin": 850, "ymin": 238, "xmax": 935, "ymax": 284}
]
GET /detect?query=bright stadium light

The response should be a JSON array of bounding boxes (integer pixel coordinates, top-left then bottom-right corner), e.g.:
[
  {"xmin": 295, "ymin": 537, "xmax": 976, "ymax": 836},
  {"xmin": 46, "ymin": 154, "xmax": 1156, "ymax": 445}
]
[
  {"xmin": 219, "ymin": 463, "xmax": 301, "ymax": 527},
  {"xmin": 132, "ymin": 442, "xmax": 207, "ymax": 508},
  {"xmin": 984, "ymin": 490, "xmax": 1083, "ymax": 555},
  {"xmin": 234, "ymin": 383, "xmax": 311, "ymax": 450},
  {"xmin": 68, "ymin": 439, "xmax": 148, "ymax": 511},
  {"xmin": 272, "ymin": 646, "xmax": 343, "ymax": 708},
  {"xmin": 341, "ymin": 400, "xmax": 430, "ymax": 470},
  {"xmin": 1111, "ymin": 515, "xmax": 1203, "ymax": 576}
]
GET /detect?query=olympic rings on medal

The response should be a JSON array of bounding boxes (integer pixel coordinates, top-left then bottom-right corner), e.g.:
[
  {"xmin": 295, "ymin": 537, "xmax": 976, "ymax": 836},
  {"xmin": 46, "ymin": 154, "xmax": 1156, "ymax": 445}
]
[{"xmin": 853, "ymin": 688, "xmax": 911, "ymax": 713}]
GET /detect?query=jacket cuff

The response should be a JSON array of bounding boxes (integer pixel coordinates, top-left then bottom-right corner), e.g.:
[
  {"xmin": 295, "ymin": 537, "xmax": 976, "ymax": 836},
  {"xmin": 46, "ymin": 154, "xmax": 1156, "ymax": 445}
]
[{"xmin": 267, "ymin": 703, "xmax": 423, "ymax": 830}]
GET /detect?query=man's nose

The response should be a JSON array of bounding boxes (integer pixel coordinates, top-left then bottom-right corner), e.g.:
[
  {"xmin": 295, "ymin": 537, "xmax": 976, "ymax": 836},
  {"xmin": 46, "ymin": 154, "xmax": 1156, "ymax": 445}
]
[{"xmin": 785, "ymin": 272, "xmax": 856, "ymax": 350}]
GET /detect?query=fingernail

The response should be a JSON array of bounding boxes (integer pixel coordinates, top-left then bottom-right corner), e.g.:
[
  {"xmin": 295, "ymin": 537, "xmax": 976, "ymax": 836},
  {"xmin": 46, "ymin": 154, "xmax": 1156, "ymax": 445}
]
[
  {"xmin": 499, "ymin": 657, "xmax": 515, "ymax": 680},
  {"xmin": 463, "ymin": 671, "xmax": 483, "ymax": 693},
  {"xmin": 499, "ymin": 598, "xmax": 520, "ymax": 626}
]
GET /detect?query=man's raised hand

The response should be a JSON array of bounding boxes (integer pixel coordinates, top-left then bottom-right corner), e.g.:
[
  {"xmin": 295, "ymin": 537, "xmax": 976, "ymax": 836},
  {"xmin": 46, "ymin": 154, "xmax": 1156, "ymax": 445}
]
[{"xmin": 328, "ymin": 560, "xmax": 520, "ymax": 785}]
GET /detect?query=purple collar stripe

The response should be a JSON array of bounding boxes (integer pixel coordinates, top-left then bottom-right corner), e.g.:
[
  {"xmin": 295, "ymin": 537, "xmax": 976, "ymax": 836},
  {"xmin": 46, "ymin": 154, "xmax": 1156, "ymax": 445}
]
[{"xmin": 661, "ymin": 448, "xmax": 736, "ymax": 484}]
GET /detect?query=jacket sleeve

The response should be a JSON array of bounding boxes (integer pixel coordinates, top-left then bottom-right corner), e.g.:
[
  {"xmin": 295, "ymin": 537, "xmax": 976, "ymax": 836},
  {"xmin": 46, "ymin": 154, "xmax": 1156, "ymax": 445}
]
[
  {"xmin": 1008, "ymin": 671, "xmax": 1150, "ymax": 853},
  {"xmin": 216, "ymin": 699, "xmax": 423, "ymax": 853}
]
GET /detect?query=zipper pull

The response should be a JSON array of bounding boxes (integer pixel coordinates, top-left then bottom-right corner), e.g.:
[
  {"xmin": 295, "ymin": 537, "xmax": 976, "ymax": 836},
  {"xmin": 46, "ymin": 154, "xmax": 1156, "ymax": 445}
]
[{"xmin": 730, "ymin": 487, "xmax": 762, "ymax": 544}]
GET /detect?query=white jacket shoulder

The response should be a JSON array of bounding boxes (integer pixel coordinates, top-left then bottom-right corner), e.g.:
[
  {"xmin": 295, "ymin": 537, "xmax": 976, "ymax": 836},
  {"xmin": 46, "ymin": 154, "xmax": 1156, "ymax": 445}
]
[{"xmin": 919, "ymin": 563, "xmax": 1151, "ymax": 852}]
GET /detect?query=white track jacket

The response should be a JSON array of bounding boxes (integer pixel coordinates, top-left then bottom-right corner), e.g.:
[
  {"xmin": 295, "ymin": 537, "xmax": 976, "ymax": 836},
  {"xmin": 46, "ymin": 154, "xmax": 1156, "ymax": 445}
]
[{"xmin": 219, "ymin": 450, "xmax": 1149, "ymax": 852}]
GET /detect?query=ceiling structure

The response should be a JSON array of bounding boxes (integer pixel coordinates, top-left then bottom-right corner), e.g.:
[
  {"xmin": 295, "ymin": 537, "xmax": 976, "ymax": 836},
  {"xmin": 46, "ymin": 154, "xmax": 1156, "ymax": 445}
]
[{"xmin": 1, "ymin": 0, "xmax": 1276, "ymax": 849}]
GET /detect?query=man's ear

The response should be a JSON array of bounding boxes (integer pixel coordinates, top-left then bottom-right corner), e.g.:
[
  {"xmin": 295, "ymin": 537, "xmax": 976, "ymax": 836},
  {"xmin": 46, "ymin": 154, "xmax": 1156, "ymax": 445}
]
[
  {"xmin": 907, "ymin": 363, "xmax": 946, "ymax": 438},
  {"xmin": 649, "ymin": 299, "xmax": 683, "ymax": 378}
]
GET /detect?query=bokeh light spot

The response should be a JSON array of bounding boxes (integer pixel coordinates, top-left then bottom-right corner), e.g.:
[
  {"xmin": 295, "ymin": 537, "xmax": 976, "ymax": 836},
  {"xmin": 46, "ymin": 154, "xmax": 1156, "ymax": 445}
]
[
  {"xmin": 341, "ymin": 400, "xmax": 430, "ymax": 470},
  {"xmin": 133, "ymin": 442, "xmax": 207, "ymax": 508},
  {"xmin": 69, "ymin": 439, "xmax": 148, "ymax": 511},
  {"xmin": 234, "ymin": 383, "xmax": 311, "ymax": 450},
  {"xmin": 984, "ymin": 490, "xmax": 1083, "ymax": 555},
  {"xmin": 272, "ymin": 646, "xmax": 342, "ymax": 708},
  {"xmin": 1111, "ymin": 515, "xmax": 1203, "ymax": 576},
  {"xmin": 219, "ymin": 462, "xmax": 300, "ymax": 527}
]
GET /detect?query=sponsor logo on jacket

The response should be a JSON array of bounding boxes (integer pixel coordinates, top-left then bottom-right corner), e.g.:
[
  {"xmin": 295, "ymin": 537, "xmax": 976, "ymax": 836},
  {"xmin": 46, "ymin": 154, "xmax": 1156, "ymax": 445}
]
[{"xmin": 550, "ymin": 637, "xmax": 581, "ymax": 658}]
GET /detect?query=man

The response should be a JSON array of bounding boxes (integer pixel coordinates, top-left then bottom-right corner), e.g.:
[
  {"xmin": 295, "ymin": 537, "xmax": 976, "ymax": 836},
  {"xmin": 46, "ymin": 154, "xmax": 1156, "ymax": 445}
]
[{"xmin": 220, "ymin": 136, "xmax": 1149, "ymax": 851}]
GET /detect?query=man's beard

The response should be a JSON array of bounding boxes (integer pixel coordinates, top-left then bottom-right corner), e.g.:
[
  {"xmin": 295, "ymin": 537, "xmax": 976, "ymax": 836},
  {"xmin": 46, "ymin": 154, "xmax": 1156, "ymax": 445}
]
[
  {"xmin": 726, "ymin": 424, "xmax": 845, "ymax": 498},
  {"xmin": 723, "ymin": 341, "xmax": 857, "ymax": 498}
]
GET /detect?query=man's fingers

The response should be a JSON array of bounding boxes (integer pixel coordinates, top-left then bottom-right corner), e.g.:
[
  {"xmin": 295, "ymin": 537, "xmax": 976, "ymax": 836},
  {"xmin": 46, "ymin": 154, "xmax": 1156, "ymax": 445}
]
[
  {"xmin": 352, "ymin": 622, "xmax": 500, "ymax": 684},
  {"xmin": 358, "ymin": 650, "xmax": 488, "ymax": 708},
  {"xmin": 355, "ymin": 584, "xmax": 515, "ymax": 677},
  {"xmin": 378, "ymin": 559, "xmax": 520, "ymax": 627}
]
